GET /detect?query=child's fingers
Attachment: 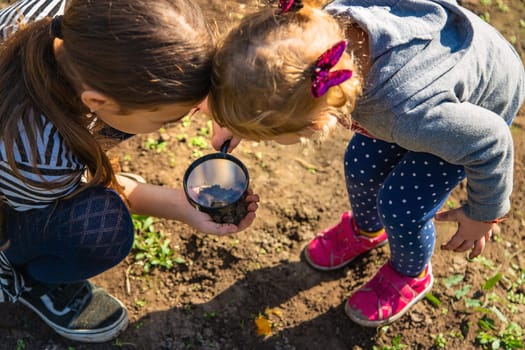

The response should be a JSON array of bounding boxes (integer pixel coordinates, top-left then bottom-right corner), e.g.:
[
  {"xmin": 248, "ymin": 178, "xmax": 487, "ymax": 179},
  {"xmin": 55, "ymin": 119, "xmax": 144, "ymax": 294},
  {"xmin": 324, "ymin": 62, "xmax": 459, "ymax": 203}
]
[
  {"xmin": 245, "ymin": 194, "xmax": 260, "ymax": 213},
  {"xmin": 441, "ymin": 232, "xmax": 466, "ymax": 251},
  {"xmin": 247, "ymin": 202, "xmax": 258, "ymax": 212},
  {"xmin": 469, "ymin": 238, "xmax": 486, "ymax": 259},
  {"xmin": 469, "ymin": 230, "xmax": 492, "ymax": 259},
  {"xmin": 236, "ymin": 211, "xmax": 256, "ymax": 231},
  {"xmin": 453, "ymin": 239, "xmax": 475, "ymax": 253},
  {"xmin": 246, "ymin": 193, "xmax": 260, "ymax": 203},
  {"xmin": 434, "ymin": 208, "xmax": 459, "ymax": 222}
]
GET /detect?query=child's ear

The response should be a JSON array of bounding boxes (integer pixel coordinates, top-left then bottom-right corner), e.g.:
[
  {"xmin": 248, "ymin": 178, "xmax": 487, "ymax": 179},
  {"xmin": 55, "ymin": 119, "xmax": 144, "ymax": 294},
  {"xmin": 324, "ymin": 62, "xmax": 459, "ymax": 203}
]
[{"xmin": 80, "ymin": 90, "xmax": 114, "ymax": 113}]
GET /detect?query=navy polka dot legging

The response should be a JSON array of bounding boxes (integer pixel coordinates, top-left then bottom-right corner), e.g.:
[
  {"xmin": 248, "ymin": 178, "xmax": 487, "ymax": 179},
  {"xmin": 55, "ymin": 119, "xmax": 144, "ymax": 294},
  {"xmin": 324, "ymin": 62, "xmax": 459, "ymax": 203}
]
[
  {"xmin": 3, "ymin": 186, "xmax": 134, "ymax": 285},
  {"xmin": 345, "ymin": 133, "xmax": 466, "ymax": 277}
]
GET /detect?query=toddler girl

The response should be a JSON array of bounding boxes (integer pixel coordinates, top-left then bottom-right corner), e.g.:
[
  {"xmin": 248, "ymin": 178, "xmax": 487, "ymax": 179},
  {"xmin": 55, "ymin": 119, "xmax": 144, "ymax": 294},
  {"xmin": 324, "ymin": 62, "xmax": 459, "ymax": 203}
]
[{"xmin": 209, "ymin": 0, "xmax": 525, "ymax": 327}]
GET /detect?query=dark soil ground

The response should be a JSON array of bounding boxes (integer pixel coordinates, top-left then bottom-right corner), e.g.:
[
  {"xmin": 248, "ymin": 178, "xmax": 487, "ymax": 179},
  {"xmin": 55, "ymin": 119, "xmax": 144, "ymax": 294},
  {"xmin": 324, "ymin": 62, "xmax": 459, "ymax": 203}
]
[{"xmin": 1, "ymin": 0, "xmax": 525, "ymax": 349}]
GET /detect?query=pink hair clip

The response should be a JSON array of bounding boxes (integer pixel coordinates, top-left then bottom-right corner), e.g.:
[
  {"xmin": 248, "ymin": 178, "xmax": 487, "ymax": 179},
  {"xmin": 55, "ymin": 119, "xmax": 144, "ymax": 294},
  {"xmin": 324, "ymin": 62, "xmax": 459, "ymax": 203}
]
[
  {"xmin": 311, "ymin": 40, "xmax": 353, "ymax": 98},
  {"xmin": 278, "ymin": 0, "xmax": 303, "ymax": 13}
]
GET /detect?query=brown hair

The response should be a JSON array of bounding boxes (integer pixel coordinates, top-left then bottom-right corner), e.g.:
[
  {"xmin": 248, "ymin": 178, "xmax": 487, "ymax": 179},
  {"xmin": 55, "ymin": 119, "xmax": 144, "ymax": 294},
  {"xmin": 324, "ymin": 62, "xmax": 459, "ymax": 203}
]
[
  {"xmin": 0, "ymin": 0, "xmax": 214, "ymax": 192},
  {"xmin": 209, "ymin": 4, "xmax": 361, "ymax": 140}
]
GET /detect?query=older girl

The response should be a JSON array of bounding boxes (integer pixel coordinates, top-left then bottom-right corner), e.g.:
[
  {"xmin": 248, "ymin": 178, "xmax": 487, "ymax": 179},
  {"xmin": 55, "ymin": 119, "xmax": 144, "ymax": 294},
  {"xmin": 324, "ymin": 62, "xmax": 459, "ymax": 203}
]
[{"xmin": 0, "ymin": 0, "xmax": 258, "ymax": 342}]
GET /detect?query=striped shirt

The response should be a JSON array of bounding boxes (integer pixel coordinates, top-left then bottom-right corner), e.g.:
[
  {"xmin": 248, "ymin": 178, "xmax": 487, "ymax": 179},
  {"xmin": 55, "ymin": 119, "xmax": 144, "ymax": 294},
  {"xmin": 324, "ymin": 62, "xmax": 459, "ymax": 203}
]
[
  {"xmin": 0, "ymin": 0, "xmax": 82, "ymax": 211},
  {"xmin": 0, "ymin": 0, "xmax": 66, "ymax": 39}
]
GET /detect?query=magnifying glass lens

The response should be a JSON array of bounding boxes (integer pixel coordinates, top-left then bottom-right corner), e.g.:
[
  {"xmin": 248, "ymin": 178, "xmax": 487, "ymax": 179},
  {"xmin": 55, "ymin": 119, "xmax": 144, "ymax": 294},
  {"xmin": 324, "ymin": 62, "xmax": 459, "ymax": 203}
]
[{"xmin": 183, "ymin": 153, "xmax": 249, "ymax": 225}]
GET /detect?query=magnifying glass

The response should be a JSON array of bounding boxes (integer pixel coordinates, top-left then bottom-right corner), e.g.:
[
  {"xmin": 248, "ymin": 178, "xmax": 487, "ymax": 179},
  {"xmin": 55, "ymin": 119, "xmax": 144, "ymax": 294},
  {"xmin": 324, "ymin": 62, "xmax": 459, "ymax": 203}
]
[{"xmin": 183, "ymin": 140, "xmax": 249, "ymax": 225}]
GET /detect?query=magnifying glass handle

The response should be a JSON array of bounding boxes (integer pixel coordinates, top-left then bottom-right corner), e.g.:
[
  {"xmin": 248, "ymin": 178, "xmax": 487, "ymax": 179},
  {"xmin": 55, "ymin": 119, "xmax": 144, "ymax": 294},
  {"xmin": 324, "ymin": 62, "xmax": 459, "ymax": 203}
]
[{"xmin": 221, "ymin": 139, "xmax": 231, "ymax": 154}]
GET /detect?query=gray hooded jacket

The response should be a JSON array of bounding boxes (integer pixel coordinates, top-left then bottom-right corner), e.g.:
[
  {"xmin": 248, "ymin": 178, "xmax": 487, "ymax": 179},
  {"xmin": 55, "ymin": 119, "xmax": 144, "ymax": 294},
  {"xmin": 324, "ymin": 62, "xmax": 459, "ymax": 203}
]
[{"xmin": 325, "ymin": 0, "xmax": 525, "ymax": 221}]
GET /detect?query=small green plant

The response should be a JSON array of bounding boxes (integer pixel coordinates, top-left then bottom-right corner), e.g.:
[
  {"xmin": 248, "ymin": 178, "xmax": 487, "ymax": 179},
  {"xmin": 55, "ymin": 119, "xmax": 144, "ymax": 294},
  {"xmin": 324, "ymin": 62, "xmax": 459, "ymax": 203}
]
[
  {"xmin": 189, "ymin": 135, "xmax": 209, "ymax": 158},
  {"xmin": 190, "ymin": 136, "xmax": 208, "ymax": 149},
  {"xmin": 180, "ymin": 115, "xmax": 192, "ymax": 128},
  {"xmin": 449, "ymin": 330, "xmax": 464, "ymax": 340},
  {"xmin": 165, "ymin": 150, "xmax": 177, "ymax": 168},
  {"xmin": 444, "ymin": 274, "xmax": 464, "ymax": 288},
  {"xmin": 507, "ymin": 290, "xmax": 525, "ymax": 305},
  {"xmin": 175, "ymin": 133, "xmax": 188, "ymax": 141},
  {"xmin": 432, "ymin": 333, "xmax": 447, "ymax": 349},
  {"xmin": 16, "ymin": 339, "xmax": 25, "ymax": 350},
  {"xmin": 204, "ymin": 311, "xmax": 218, "ymax": 318},
  {"xmin": 135, "ymin": 299, "xmax": 146, "ymax": 308},
  {"xmin": 496, "ymin": 0, "xmax": 509, "ymax": 11},
  {"xmin": 133, "ymin": 231, "xmax": 174, "ymax": 273},
  {"xmin": 144, "ymin": 137, "xmax": 168, "ymax": 153},
  {"xmin": 373, "ymin": 334, "xmax": 407, "ymax": 350},
  {"xmin": 477, "ymin": 318, "xmax": 524, "ymax": 350},
  {"xmin": 132, "ymin": 214, "xmax": 154, "ymax": 232},
  {"xmin": 197, "ymin": 121, "xmax": 212, "ymax": 137},
  {"xmin": 465, "ymin": 297, "xmax": 483, "ymax": 308},
  {"xmin": 454, "ymin": 284, "xmax": 472, "ymax": 300},
  {"xmin": 472, "ymin": 255, "xmax": 497, "ymax": 270},
  {"xmin": 131, "ymin": 215, "xmax": 181, "ymax": 274},
  {"xmin": 253, "ymin": 151, "xmax": 268, "ymax": 169},
  {"xmin": 425, "ymin": 292, "xmax": 442, "ymax": 307},
  {"xmin": 483, "ymin": 272, "xmax": 503, "ymax": 291}
]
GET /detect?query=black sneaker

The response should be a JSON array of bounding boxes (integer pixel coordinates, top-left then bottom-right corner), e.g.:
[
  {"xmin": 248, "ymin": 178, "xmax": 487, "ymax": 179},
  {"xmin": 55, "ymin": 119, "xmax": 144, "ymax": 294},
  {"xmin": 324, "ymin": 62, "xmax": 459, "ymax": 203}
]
[
  {"xmin": 19, "ymin": 280, "xmax": 129, "ymax": 343},
  {"xmin": 0, "ymin": 251, "xmax": 26, "ymax": 303}
]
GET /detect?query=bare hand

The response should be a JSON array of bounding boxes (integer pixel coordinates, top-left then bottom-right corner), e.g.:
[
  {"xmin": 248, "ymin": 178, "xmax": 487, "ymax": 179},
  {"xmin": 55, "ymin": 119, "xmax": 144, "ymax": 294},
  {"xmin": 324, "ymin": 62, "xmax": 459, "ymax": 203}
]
[
  {"xmin": 186, "ymin": 190, "xmax": 259, "ymax": 236},
  {"xmin": 435, "ymin": 207, "xmax": 493, "ymax": 259},
  {"xmin": 211, "ymin": 121, "xmax": 242, "ymax": 152}
]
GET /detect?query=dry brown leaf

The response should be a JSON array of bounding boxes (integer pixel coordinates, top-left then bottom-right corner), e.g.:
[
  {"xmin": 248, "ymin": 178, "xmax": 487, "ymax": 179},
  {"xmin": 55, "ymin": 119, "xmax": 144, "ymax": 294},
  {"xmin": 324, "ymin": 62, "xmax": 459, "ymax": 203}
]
[{"xmin": 254, "ymin": 315, "xmax": 272, "ymax": 336}]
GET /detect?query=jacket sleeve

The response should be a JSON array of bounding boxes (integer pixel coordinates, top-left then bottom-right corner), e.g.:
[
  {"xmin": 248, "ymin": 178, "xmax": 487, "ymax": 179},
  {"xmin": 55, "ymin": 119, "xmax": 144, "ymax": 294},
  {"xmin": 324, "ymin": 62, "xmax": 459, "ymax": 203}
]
[{"xmin": 393, "ymin": 99, "xmax": 513, "ymax": 221}]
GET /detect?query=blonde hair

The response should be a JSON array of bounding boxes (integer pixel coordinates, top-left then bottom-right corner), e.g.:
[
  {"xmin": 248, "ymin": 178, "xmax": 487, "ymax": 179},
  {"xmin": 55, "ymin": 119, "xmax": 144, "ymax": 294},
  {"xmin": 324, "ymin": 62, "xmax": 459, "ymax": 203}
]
[{"xmin": 209, "ymin": 4, "xmax": 362, "ymax": 140}]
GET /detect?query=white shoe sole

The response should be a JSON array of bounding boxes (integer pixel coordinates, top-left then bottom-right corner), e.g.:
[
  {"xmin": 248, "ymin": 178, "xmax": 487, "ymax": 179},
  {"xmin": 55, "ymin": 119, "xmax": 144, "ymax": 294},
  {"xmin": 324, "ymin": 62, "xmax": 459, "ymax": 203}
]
[{"xmin": 20, "ymin": 296, "xmax": 129, "ymax": 343}]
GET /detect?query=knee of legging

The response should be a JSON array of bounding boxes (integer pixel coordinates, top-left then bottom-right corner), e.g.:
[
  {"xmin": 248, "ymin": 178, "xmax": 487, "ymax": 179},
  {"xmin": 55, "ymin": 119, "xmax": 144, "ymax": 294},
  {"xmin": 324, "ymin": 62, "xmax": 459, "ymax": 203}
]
[
  {"xmin": 376, "ymin": 187, "xmax": 411, "ymax": 232},
  {"xmin": 68, "ymin": 186, "xmax": 134, "ymax": 253},
  {"xmin": 95, "ymin": 186, "xmax": 134, "ymax": 242},
  {"xmin": 344, "ymin": 159, "xmax": 387, "ymax": 194},
  {"xmin": 76, "ymin": 186, "xmax": 130, "ymax": 217},
  {"xmin": 344, "ymin": 164, "xmax": 376, "ymax": 192},
  {"xmin": 377, "ymin": 198, "xmax": 436, "ymax": 244}
]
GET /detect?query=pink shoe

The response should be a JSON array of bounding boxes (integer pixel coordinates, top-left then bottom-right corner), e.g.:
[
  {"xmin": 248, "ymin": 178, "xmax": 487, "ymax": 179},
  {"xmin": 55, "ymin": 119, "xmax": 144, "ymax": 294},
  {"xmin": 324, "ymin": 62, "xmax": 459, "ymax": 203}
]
[
  {"xmin": 304, "ymin": 212, "xmax": 387, "ymax": 270},
  {"xmin": 345, "ymin": 261, "xmax": 433, "ymax": 327}
]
